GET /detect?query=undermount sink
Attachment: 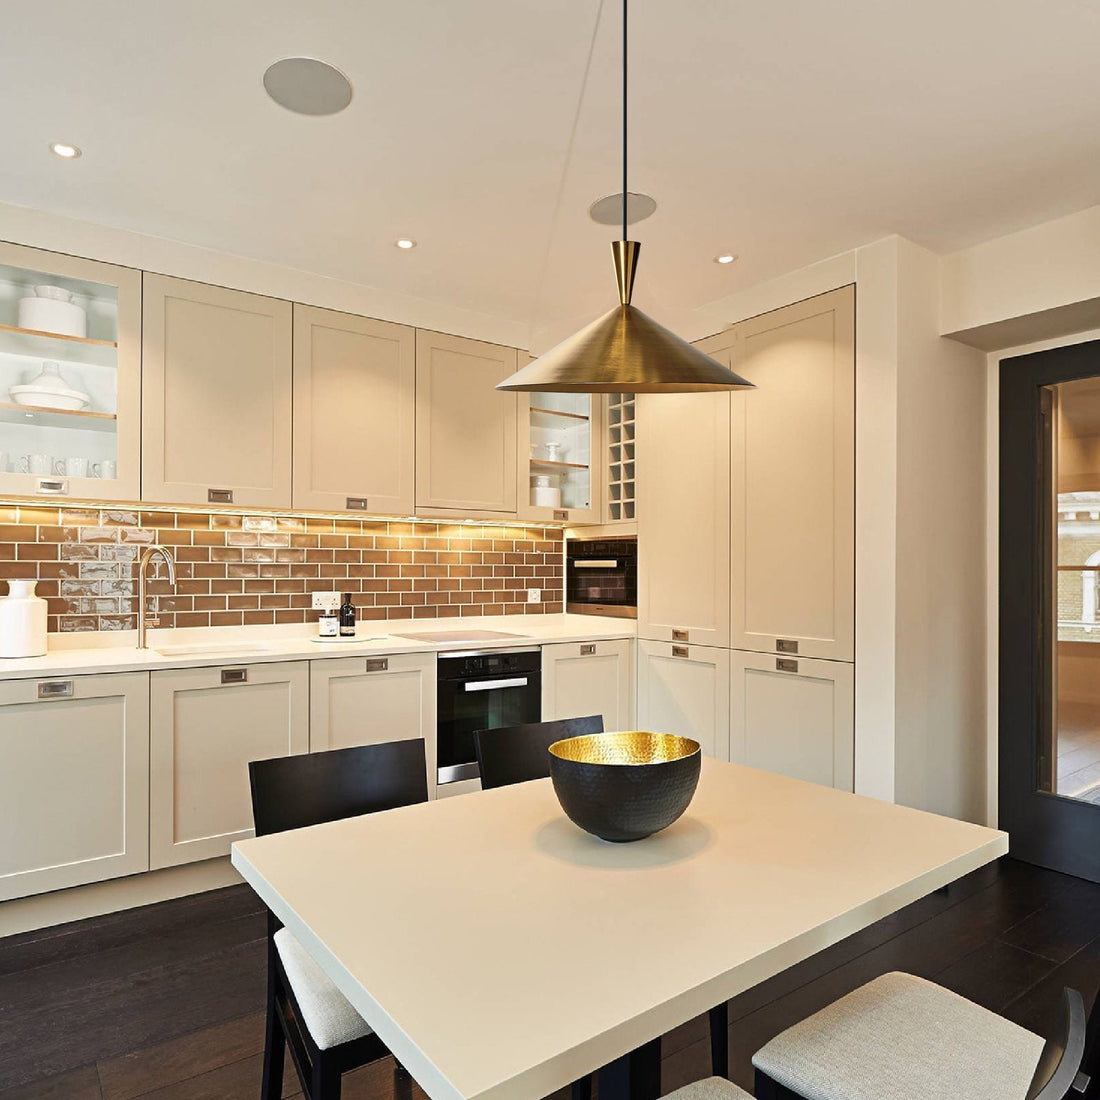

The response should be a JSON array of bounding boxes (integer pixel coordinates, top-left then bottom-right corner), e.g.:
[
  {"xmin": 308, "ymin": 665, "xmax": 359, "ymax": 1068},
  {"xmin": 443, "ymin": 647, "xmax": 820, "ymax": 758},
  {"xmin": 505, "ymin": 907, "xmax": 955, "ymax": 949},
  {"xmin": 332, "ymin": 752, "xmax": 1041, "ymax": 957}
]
[{"xmin": 153, "ymin": 642, "xmax": 280, "ymax": 658}]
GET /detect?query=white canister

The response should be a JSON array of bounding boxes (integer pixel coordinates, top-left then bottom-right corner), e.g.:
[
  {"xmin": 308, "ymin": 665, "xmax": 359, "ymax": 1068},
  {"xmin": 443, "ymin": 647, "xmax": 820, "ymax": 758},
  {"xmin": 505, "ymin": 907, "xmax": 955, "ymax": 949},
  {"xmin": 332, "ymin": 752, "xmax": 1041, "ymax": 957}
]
[
  {"xmin": 0, "ymin": 580, "xmax": 48, "ymax": 658},
  {"xmin": 17, "ymin": 287, "xmax": 87, "ymax": 338},
  {"xmin": 532, "ymin": 475, "xmax": 562, "ymax": 509}
]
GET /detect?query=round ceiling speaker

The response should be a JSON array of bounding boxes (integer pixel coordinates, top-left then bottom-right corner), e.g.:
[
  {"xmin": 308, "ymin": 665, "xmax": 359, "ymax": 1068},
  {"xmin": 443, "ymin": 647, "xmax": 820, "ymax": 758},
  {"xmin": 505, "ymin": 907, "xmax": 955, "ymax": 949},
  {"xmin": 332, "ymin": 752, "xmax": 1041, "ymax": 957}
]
[
  {"xmin": 263, "ymin": 57, "xmax": 353, "ymax": 116},
  {"xmin": 588, "ymin": 192, "xmax": 658, "ymax": 226}
]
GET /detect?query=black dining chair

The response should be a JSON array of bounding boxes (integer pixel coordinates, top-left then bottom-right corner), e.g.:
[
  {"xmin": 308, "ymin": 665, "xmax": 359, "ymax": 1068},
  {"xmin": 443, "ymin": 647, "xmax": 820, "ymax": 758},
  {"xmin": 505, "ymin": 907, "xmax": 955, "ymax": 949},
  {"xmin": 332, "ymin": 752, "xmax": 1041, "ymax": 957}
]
[
  {"xmin": 473, "ymin": 715, "xmax": 729, "ymax": 1083},
  {"xmin": 753, "ymin": 971, "xmax": 1099, "ymax": 1100},
  {"xmin": 248, "ymin": 739, "xmax": 429, "ymax": 1100},
  {"xmin": 474, "ymin": 714, "xmax": 604, "ymax": 789}
]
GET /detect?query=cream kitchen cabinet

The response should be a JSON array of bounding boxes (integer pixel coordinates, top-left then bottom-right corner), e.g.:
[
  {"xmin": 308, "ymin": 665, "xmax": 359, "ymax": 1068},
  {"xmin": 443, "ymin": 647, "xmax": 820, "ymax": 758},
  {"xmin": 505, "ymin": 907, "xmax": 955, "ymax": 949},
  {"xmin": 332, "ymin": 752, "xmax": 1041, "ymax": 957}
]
[
  {"xmin": 541, "ymin": 639, "xmax": 634, "ymax": 731},
  {"xmin": 0, "ymin": 241, "xmax": 142, "ymax": 502},
  {"xmin": 150, "ymin": 661, "xmax": 308, "ymax": 869},
  {"xmin": 293, "ymin": 305, "xmax": 416, "ymax": 515},
  {"xmin": 415, "ymin": 330, "xmax": 518, "ymax": 515},
  {"xmin": 636, "ymin": 381, "xmax": 732, "ymax": 648},
  {"xmin": 142, "ymin": 274, "xmax": 293, "ymax": 508},
  {"xmin": 517, "ymin": 371, "xmax": 600, "ymax": 524},
  {"xmin": 730, "ymin": 286, "xmax": 855, "ymax": 661},
  {"xmin": 730, "ymin": 650, "xmax": 854, "ymax": 791},
  {"xmin": 0, "ymin": 671, "xmax": 149, "ymax": 901},
  {"xmin": 636, "ymin": 640, "xmax": 730, "ymax": 761},
  {"xmin": 309, "ymin": 653, "xmax": 436, "ymax": 794}
]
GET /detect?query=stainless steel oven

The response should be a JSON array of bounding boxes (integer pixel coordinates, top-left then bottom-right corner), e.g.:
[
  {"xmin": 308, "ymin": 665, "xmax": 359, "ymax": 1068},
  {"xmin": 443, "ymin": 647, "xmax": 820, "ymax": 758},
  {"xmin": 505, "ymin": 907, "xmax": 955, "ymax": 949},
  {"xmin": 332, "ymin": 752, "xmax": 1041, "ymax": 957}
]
[
  {"xmin": 436, "ymin": 648, "xmax": 542, "ymax": 785},
  {"xmin": 566, "ymin": 536, "xmax": 638, "ymax": 618}
]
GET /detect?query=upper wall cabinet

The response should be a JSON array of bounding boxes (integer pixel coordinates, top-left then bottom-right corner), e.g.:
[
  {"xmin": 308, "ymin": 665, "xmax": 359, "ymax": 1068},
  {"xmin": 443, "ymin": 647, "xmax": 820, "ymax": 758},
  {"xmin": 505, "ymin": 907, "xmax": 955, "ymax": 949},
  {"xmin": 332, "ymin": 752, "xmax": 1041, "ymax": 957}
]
[
  {"xmin": 292, "ymin": 306, "xmax": 415, "ymax": 515},
  {"xmin": 415, "ymin": 331, "xmax": 518, "ymax": 516},
  {"xmin": 517, "ymin": 358, "xmax": 600, "ymax": 524},
  {"xmin": 142, "ymin": 274, "xmax": 293, "ymax": 509},
  {"xmin": 730, "ymin": 285, "xmax": 855, "ymax": 661},
  {"xmin": 636, "ymin": 380, "xmax": 733, "ymax": 648},
  {"xmin": 0, "ymin": 242, "xmax": 141, "ymax": 502}
]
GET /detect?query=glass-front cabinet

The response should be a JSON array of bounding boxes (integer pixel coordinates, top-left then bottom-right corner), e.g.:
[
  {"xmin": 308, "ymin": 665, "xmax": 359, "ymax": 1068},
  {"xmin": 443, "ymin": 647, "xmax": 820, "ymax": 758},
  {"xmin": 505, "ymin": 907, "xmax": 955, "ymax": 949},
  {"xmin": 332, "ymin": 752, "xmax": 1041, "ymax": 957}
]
[
  {"xmin": 517, "ymin": 386, "xmax": 600, "ymax": 523},
  {"xmin": 0, "ymin": 243, "xmax": 140, "ymax": 501}
]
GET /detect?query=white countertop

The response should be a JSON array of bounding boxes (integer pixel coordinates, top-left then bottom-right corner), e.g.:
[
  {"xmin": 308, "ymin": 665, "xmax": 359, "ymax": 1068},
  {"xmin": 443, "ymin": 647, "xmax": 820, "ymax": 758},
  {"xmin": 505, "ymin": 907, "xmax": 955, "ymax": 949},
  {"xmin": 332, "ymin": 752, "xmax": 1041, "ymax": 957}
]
[
  {"xmin": 0, "ymin": 614, "xmax": 636, "ymax": 680},
  {"xmin": 232, "ymin": 758, "xmax": 1007, "ymax": 1100}
]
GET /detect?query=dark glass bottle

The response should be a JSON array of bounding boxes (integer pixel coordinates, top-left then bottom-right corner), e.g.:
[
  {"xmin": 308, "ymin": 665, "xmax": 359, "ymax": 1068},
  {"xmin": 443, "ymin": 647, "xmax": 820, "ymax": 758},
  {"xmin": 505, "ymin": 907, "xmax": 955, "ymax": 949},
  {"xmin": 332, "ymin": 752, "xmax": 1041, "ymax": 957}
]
[{"xmin": 339, "ymin": 592, "xmax": 356, "ymax": 637}]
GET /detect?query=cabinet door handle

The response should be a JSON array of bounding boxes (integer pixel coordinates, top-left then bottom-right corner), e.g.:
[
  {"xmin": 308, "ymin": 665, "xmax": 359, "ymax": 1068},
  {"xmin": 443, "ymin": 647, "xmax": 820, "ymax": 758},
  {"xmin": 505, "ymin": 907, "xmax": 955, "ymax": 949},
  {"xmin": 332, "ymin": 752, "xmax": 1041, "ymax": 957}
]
[
  {"xmin": 36, "ymin": 478, "xmax": 69, "ymax": 496},
  {"xmin": 580, "ymin": 644, "xmax": 596, "ymax": 656},
  {"xmin": 672, "ymin": 645, "xmax": 689, "ymax": 659},
  {"xmin": 37, "ymin": 680, "xmax": 73, "ymax": 700},
  {"xmin": 364, "ymin": 657, "xmax": 388, "ymax": 672},
  {"xmin": 553, "ymin": 509, "xmax": 569, "ymax": 521},
  {"xmin": 672, "ymin": 628, "xmax": 689, "ymax": 642},
  {"xmin": 346, "ymin": 497, "xmax": 369, "ymax": 511},
  {"xmin": 776, "ymin": 658, "xmax": 799, "ymax": 673},
  {"xmin": 208, "ymin": 488, "xmax": 233, "ymax": 504},
  {"xmin": 776, "ymin": 639, "xmax": 799, "ymax": 654},
  {"xmin": 221, "ymin": 668, "xmax": 248, "ymax": 684}
]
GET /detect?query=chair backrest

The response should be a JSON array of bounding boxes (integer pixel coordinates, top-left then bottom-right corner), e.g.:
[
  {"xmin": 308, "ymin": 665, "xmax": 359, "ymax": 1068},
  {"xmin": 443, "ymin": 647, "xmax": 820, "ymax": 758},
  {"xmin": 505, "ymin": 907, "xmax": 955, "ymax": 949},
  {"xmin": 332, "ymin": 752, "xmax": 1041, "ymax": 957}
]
[
  {"xmin": 1025, "ymin": 987, "xmax": 1090, "ymax": 1100},
  {"xmin": 474, "ymin": 715, "xmax": 604, "ymax": 789},
  {"xmin": 248, "ymin": 739, "xmax": 429, "ymax": 837}
]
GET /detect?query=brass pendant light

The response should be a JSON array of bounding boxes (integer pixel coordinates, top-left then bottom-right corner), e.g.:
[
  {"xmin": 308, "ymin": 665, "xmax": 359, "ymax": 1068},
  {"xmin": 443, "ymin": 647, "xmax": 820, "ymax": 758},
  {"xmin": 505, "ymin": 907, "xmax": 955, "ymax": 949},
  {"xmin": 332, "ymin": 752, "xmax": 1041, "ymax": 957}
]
[{"xmin": 498, "ymin": 0, "xmax": 752, "ymax": 394}]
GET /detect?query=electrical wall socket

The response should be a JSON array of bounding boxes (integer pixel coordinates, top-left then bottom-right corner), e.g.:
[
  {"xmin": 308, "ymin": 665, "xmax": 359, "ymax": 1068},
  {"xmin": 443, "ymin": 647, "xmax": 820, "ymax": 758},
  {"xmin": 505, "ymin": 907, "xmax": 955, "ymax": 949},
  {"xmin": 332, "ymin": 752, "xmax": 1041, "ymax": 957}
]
[
  {"xmin": 527, "ymin": 588, "xmax": 541, "ymax": 604},
  {"xmin": 311, "ymin": 591, "xmax": 341, "ymax": 612}
]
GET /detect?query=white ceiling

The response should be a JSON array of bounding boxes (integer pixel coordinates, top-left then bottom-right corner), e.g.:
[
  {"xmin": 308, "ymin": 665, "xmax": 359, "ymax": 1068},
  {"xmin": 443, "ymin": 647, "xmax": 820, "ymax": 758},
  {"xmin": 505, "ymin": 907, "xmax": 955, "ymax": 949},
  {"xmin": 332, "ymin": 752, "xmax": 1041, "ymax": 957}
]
[{"xmin": 3, "ymin": 0, "xmax": 1100, "ymax": 344}]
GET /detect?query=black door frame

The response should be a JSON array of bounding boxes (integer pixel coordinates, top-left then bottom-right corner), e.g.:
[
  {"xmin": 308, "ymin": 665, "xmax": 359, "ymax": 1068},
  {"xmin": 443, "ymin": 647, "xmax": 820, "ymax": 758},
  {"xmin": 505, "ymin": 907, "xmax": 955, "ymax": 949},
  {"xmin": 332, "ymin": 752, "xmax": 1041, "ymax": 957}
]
[{"xmin": 1000, "ymin": 338, "xmax": 1100, "ymax": 882}]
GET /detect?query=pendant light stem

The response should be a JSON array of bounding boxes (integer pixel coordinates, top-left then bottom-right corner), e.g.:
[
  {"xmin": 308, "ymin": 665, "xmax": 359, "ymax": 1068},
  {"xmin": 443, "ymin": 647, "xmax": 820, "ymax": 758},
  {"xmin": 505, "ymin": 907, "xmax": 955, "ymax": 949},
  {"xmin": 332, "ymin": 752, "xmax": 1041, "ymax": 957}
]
[{"xmin": 622, "ymin": 0, "xmax": 628, "ymax": 241}]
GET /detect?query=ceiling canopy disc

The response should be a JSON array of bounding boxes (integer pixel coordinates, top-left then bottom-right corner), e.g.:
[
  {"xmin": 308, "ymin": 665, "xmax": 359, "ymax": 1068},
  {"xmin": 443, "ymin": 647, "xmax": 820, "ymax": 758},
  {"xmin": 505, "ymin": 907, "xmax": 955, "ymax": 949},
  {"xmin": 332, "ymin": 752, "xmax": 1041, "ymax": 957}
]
[
  {"xmin": 588, "ymin": 192, "xmax": 658, "ymax": 226},
  {"xmin": 263, "ymin": 57, "xmax": 353, "ymax": 116}
]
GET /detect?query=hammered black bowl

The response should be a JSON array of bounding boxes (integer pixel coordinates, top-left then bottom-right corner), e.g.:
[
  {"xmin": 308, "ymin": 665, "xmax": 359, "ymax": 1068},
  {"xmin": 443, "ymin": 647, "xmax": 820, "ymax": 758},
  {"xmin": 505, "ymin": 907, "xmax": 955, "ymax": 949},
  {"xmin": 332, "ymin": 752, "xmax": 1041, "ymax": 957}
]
[{"xmin": 548, "ymin": 731, "xmax": 702, "ymax": 843}]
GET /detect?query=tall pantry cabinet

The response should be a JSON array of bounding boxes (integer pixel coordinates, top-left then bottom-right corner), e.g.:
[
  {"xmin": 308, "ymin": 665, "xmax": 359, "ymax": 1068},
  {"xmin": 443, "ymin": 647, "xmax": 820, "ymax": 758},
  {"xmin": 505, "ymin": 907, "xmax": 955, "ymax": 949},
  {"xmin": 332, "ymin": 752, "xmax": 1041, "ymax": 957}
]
[{"xmin": 636, "ymin": 285, "xmax": 856, "ymax": 790}]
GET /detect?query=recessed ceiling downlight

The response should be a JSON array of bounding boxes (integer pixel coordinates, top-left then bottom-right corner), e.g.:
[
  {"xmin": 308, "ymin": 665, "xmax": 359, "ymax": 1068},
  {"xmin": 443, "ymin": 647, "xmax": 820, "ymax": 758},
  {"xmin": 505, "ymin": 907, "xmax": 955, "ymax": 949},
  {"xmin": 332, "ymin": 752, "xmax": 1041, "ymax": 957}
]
[
  {"xmin": 714, "ymin": 253, "xmax": 737, "ymax": 265},
  {"xmin": 263, "ymin": 57, "xmax": 353, "ymax": 116},
  {"xmin": 49, "ymin": 142, "xmax": 81, "ymax": 159},
  {"xmin": 588, "ymin": 192, "xmax": 657, "ymax": 226},
  {"xmin": 394, "ymin": 238, "xmax": 417, "ymax": 250}
]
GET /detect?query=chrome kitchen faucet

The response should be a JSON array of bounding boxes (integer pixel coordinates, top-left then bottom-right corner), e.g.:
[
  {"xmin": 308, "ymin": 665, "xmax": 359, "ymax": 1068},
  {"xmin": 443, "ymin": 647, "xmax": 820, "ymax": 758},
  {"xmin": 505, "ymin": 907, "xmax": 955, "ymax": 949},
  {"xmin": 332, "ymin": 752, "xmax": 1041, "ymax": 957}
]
[{"xmin": 137, "ymin": 544, "xmax": 177, "ymax": 649}]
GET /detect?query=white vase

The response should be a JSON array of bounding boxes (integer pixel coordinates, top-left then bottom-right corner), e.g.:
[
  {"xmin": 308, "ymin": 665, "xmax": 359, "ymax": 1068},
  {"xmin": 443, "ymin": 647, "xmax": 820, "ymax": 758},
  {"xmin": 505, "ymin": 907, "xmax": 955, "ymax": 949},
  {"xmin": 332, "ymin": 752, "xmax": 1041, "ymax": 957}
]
[{"xmin": 0, "ymin": 580, "xmax": 48, "ymax": 658}]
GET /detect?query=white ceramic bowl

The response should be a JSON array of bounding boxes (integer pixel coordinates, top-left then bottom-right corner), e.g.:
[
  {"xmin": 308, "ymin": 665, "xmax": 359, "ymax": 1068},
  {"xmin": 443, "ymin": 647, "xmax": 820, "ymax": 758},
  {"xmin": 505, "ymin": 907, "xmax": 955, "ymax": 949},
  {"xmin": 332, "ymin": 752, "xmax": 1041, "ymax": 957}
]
[
  {"xmin": 17, "ymin": 296, "xmax": 87, "ymax": 338},
  {"xmin": 8, "ymin": 385, "xmax": 90, "ymax": 412}
]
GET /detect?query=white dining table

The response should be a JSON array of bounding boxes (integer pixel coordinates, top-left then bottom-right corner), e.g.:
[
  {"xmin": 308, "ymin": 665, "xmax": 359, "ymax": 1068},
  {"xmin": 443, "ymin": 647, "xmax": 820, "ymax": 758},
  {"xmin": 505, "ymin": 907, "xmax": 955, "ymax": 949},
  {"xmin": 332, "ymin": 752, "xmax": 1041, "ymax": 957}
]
[{"xmin": 231, "ymin": 758, "xmax": 1007, "ymax": 1100}]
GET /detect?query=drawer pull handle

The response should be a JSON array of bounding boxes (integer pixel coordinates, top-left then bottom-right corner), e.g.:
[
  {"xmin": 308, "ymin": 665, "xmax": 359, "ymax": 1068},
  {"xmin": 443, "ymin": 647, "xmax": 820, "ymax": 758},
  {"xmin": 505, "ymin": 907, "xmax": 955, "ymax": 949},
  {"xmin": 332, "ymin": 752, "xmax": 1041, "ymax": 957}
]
[
  {"xmin": 776, "ymin": 639, "xmax": 799, "ymax": 654},
  {"xmin": 208, "ymin": 488, "xmax": 233, "ymax": 504},
  {"xmin": 672, "ymin": 628, "xmax": 689, "ymax": 642},
  {"xmin": 553, "ymin": 509, "xmax": 569, "ymax": 521},
  {"xmin": 776, "ymin": 658, "xmax": 799, "ymax": 673},
  {"xmin": 346, "ymin": 497, "xmax": 369, "ymax": 511},
  {"xmin": 364, "ymin": 657, "xmax": 388, "ymax": 672},
  {"xmin": 37, "ymin": 680, "xmax": 73, "ymax": 700},
  {"xmin": 221, "ymin": 668, "xmax": 248, "ymax": 684},
  {"xmin": 580, "ymin": 644, "xmax": 596, "ymax": 656},
  {"xmin": 37, "ymin": 478, "xmax": 69, "ymax": 495},
  {"xmin": 672, "ymin": 645, "xmax": 689, "ymax": 658}
]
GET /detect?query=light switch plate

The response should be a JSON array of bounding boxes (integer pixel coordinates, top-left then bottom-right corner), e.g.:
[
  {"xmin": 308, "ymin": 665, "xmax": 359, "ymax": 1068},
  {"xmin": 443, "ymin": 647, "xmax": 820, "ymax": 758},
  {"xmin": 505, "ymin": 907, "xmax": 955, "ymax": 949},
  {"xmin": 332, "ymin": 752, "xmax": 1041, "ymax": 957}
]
[
  {"xmin": 527, "ymin": 588, "xmax": 541, "ymax": 604},
  {"xmin": 311, "ymin": 591, "xmax": 341, "ymax": 612}
]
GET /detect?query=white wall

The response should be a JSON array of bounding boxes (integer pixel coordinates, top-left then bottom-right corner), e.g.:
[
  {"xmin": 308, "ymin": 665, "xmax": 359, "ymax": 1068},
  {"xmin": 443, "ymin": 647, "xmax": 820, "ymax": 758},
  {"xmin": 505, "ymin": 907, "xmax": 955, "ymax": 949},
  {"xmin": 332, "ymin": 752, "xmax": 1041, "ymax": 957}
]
[
  {"xmin": 0, "ymin": 200, "xmax": 529, "ymax": 349},
  {"xmin": 893, "ymin": 240, "xmax": 987, "ymax": 821}
]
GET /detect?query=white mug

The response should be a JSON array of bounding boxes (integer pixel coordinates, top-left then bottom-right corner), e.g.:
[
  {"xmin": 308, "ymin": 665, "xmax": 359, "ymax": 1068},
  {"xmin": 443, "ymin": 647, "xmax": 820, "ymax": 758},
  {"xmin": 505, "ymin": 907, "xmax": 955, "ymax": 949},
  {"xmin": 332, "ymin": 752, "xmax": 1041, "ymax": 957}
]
[
  {"xmin": 56, "ymin": 457, "xmax": 89, "ymax": 478},
  {"xmin": 93, "ymin": 459, "xmax": 117, "ymax": 480},
  {"xmin": 20, "ymin": 454, "xmax": 53, "ymax": 476}
]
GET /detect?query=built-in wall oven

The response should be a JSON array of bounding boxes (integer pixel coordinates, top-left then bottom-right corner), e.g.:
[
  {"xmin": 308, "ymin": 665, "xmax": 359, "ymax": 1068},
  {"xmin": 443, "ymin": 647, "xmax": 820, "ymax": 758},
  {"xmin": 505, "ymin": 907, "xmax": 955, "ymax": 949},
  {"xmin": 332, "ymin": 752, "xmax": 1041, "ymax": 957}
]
[
  {"xmin": 436, "ymin": 648, "xmax": 542, "ymax": 785},
  {"xmin": 566, "ymin": 536, "xmax": 638, "ymax": 618}
]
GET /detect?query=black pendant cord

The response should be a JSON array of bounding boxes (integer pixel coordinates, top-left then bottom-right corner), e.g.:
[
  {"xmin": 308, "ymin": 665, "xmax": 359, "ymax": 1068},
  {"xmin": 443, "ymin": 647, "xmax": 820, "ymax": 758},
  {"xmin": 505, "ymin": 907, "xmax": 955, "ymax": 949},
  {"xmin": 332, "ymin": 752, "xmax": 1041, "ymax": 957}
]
[{"xmin": 622, "ymin": 0, "xmax": 628, "ymax": 242}]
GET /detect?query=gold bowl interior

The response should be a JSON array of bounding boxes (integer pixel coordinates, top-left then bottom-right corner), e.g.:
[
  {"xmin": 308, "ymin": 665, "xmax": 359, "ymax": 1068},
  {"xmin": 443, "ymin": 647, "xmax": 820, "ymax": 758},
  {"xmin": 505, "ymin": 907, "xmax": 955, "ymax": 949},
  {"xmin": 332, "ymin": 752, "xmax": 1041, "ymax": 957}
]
[{"xmin": 549, "ymin": 731, "xmax": 700, "ymax": 766}]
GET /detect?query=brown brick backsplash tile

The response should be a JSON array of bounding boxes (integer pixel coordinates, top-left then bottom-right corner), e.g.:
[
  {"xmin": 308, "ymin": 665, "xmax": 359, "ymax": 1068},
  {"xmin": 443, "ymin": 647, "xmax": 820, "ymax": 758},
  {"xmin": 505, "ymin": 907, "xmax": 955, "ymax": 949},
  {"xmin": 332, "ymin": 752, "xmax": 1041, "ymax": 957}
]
[{"xmin": 0, "ymin": 507, "xmax": 562, "ymax": 632}]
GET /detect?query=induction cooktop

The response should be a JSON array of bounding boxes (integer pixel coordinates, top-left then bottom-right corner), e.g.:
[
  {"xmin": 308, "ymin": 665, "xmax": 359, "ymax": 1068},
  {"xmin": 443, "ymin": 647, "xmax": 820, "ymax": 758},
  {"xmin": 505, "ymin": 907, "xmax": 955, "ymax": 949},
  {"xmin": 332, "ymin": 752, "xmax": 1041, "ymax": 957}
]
[{"xmin": 388, "ymin": 630, "xmax": 531, "ymax": 644}]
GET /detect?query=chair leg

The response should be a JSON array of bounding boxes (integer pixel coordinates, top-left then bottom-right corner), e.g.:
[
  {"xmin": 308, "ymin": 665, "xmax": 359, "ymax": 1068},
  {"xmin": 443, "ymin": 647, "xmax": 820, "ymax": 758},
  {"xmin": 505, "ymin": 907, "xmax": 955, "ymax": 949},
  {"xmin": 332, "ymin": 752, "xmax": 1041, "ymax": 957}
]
[
  {"xmin": 261, "ymin": 981, "xmax": 285, "ymax": 1100},
  {"xmin": 310, "ymin": 1051, "xmax": 342, "ymax": 1100},
  {"xmin": 571, "ymin": 1075, "xmax": 593, "ymax": 1100},
  {"xmin": 708, "ymin": 1001, "xmax": 729, "ymax": 1078}
]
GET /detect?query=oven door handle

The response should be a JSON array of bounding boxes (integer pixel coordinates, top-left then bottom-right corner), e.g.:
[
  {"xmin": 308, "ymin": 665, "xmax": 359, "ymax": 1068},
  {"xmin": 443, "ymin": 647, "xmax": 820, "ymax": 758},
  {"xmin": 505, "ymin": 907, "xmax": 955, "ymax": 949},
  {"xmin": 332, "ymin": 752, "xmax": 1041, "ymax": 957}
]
[
  {"xmin": 462, "ymin": 677, "xmax": 530, "ymax": 692},
  {"xmin": 572, "ymin": 560, "xmax": 619, "ymax": 569}
]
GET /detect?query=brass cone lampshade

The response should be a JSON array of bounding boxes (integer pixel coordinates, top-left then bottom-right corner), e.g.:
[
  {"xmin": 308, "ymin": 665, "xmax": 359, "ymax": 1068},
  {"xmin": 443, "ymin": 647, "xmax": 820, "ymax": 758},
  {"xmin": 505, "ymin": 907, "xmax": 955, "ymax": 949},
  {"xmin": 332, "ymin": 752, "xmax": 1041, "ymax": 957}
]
[
  {"xmin": 498, "ymin": 241, "xmax": 752, "ymax": 393},
  {"xmin": 497, "ymin": 0, "xmax": 752, "ymax": 395}
]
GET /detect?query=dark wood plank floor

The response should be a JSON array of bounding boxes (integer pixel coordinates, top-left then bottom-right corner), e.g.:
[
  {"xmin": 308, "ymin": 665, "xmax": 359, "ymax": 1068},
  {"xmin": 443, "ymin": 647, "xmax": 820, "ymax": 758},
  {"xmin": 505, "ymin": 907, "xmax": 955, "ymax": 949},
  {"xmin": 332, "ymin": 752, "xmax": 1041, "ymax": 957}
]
[{"xmin": 1, "ymin": 857, "xmax": 1098, "ymax": 1099}]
